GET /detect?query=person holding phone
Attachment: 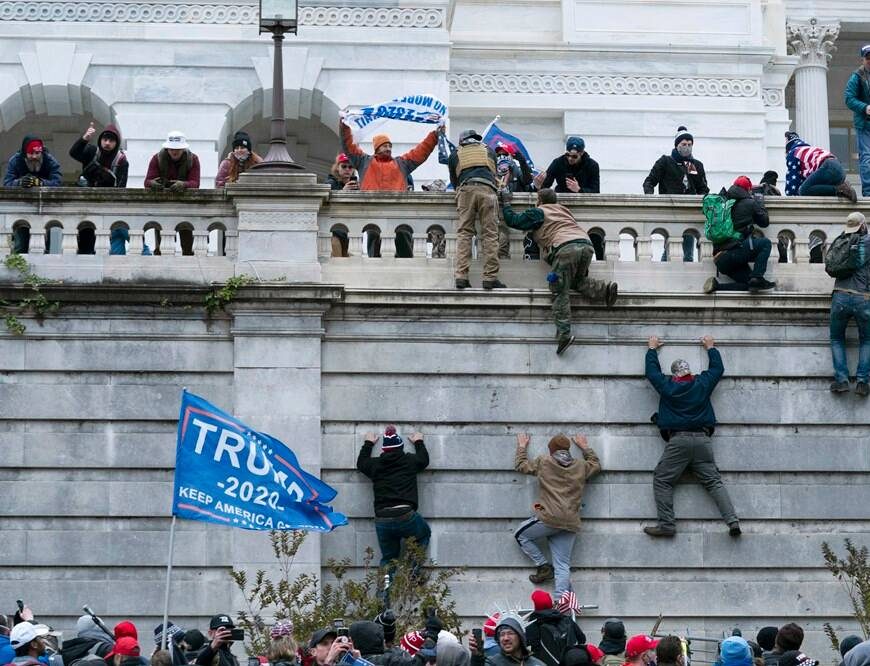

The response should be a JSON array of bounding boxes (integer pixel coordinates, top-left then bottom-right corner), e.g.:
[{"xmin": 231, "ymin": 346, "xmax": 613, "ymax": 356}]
[
  {"xmin": 195, "ymin": 615, "xmax": 241, "ymax": 666},
  {"xmin": 327, "ymin": 153, "xmax": 360, "ymax": 191}
]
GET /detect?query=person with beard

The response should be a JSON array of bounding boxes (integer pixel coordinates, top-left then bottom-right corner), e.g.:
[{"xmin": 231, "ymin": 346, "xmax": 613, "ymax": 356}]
[
  {"xmin": 512, "ymin": 432, "xmax": 601, "ymax": 594},
  {"xmin": 144, "ymin": 131, "xmax": 201, "ymax": 192},
  {"xmin": 643, "ymin": 127, "xmax": 709, "ymax": 195},
  {"xmin": 469, "ymin": 617, "xmax": 545, "ymax": 666},
  {"xmin": 598, "ymin": 620, "xmax": 626, "ymax": 666},
  {"xmin": 524, "ymin": 590, "xmax": 585, "ymax": 666},
  {"xmin": 4, "ymin": 135, "xmax": 62, "ymax": 187},
  {"xmin": 69, "ymin": 122, "xmax": 128, "ymax": 187},
  {"xmin": 356, "ymin": 426, "xmax": 431, "ymax": 572},
  {"xmin": 704, "ymin": 175, "xmax": 774, "ymax": 294},
  {"xmin": 215, "ymin": 131, "xmax": 263, "ymax": 187}
]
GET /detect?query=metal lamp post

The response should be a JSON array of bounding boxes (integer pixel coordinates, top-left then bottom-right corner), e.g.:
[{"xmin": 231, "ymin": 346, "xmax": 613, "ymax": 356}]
[{"xmin": 251, "ymin": 0, "xmax": 303, "ymax": 170}]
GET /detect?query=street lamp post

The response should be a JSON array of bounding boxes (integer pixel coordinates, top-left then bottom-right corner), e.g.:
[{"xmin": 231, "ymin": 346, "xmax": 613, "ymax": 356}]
[{"xmin": 252, "ymin": 0, "xmax": 303, "ymax": 171}]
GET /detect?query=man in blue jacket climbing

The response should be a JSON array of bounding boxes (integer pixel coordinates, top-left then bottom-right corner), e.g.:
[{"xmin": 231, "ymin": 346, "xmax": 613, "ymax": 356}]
[{"xmin": 643, "ymin": 334, "xmax": 740, "ymax": 538}]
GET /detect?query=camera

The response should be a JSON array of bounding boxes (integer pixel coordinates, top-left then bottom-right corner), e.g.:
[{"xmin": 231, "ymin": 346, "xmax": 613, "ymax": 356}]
[{"xmin": 230, "ymin": 629, "xmax": 245, "ymax": 642}]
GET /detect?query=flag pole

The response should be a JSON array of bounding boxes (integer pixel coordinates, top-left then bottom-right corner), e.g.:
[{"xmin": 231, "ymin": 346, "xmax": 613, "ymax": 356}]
[
  {"xmin": 481, "ymin": 114, "xmax": 500, "ymax": 139},
  {"xmin": 160, "ymin": 514, "xmax": 178, "ymax": 651}
]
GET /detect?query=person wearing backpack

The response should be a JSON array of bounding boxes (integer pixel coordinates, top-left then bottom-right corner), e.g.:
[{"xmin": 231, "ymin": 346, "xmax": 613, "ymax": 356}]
[
  {"xmin": 524, "ymin": 591, "xmax": 586, "ymax": 666},
  {"xmin": 642, "ymin": 127, "xmax": 709, "ymax": 195},
  {"xmin": 703, "ymin": 176, "xmax": 775, "ymax": 294},
  {"xmin": 843, "ymin": 44, "xmax": 870, "ymax": 198},
  {"xmin": 828, "ymin": 212, "xmax": 870, "ymax": 396}
]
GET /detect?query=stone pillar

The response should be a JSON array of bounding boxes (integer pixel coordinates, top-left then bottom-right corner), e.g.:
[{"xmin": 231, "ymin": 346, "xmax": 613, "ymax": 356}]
[
  {"xmin": 787, "ymin": 18, "xmax": 840, "ymax": 149},
  {"xmin": 228, "ymin": 172, "xmax": 331, "ymax": 282}
]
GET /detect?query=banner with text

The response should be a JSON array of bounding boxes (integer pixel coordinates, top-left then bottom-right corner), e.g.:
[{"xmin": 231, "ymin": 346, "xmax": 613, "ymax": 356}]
[
  {"xmin": 344, "ymin": 94, "xmax": 448, "ymax": 132},
  {"xmin": 172, "ymin": 390, "xmax": 347, "ymax": 532}
]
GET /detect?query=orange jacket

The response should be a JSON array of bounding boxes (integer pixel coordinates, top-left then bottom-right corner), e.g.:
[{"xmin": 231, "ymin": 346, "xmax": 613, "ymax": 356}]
[{"xmin": 340, "ymin": 121, "xmax": 438, "ymax": 191}]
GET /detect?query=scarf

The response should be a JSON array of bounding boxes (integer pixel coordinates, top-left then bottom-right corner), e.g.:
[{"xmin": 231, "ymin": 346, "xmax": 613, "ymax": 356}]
[
  {"xmin": 672, "ymin": 374, "xmax": 695, "ymax": 383},
  {"xmin": 551, "ymin": 450, "xmax": 574, "ymax": 467},
  {"xmin": 670, "ymin": 148, "xmax": 692, "ymax": 165}
]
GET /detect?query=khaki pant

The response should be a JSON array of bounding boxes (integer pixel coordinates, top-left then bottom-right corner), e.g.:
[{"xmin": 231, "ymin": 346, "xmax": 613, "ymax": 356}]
[
  {"xmin": 455, "ymin": 183, "xmax": 500, "ymax": 280},
  {"xmin": 496, "ymin": 207, "xmax": 511, "ymax": 259}
]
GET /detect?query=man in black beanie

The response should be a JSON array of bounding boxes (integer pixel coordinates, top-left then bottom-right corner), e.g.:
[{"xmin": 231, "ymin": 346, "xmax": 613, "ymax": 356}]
[
  {"xmin": 643, "ymin": 126, "xmax": 709, "ymax": 195},
  {"xmin": 598, "ymin": 619, "xmax": 626, "ymax": 666},
  {"xmin": 756, "ymin": 628, "xmax": 778, "ymax": 654},
  {"xmin": 753, "ymin": 171, "xmax": 781, "ymax": 196}
]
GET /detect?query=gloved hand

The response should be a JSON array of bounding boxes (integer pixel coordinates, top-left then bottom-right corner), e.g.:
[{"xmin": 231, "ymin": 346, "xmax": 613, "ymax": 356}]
[
  {"xmin": 169, "ymin": 180, "xmax": 186, "ymax": 193},
  {"xmin": 149, "ymin": 180, "xmax": 165, "ymax": 192},
  {"xmin": 499, "ymin": 188, "xmax": 513, "ymax": 205},
  {"xmin": 20, "ymin": 174, "xmax": 40, "ymax": 188}
]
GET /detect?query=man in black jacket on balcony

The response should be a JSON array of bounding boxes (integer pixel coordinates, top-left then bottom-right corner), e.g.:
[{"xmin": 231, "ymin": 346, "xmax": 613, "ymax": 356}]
[
  {"xmin": 643, "ymin": 126, "xmax": 709, "ymax": 195},
  {"xmin": 357, "ymin": 426, "xmax": 430, "ymax": 573},
  {"xmin": 705, "ymin": 176, "xmax": 775, "ymax": 294}
]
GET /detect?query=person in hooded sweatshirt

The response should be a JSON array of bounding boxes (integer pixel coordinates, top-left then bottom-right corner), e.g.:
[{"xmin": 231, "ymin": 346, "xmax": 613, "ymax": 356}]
[
  {"xmin": 4, "ymin": 135, "xmax": 62, "ymax": 187},
  {"xmin": 523, "ymin": 590, "xmax": 585, "ymax": 666},
  {"xmin": 513, "ymin": 432, "xmax": 601, "ymax": 595},
  {"xmin": 469, "ymin": 617, "xmax": 545, "ymax": 666},
  {"xmin": 438, "ymin": 643, "xmax": 471, "ymax": 666},
  {"xmin": 69, "ymin": 122, "xmax": 128, "ymax": 187},
  {"xmin": 844, "ymin": 640, "xmax": 870, "ymax": 666},
  {"xmin": 598, "ymin": 619, "xmax": 626, "ymax": 666},
  {"xmin": 642, "ymin": 127, "xmax": 709, "ymax": 196},
  {"xmin": 705, "ymin": 175, "xmax": 774, "ymax": 294},
  {"xmin": 644, "ymin": 334, "xmax": 739, "ymax": 538},
  {"xmin": 61, "ymin": 616, "xmax": 115, "ymax": 665},
  {"xmin": 349, "ymin": 621, "xmax": 414, "ymax": 666},
  {"xmin": 356, "ymin": 425, "xmax": 430, "ymax": 572}
]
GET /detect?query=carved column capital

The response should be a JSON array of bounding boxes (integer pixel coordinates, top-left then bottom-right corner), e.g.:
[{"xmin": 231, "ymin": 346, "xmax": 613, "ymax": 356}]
[{"xmin": 787, "ymin": 18, "xmax": 840, "ymax": 67}]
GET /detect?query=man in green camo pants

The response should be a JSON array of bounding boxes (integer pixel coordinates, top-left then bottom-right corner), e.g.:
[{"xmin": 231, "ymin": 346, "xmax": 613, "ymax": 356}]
[{"xmin": 502, "ymin": 188, "xmax": 618, "ymax": 355}]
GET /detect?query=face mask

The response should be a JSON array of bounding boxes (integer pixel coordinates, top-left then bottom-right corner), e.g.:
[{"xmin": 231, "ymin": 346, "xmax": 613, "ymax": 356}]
[{"xmin": 677, "ymin": 145, "xmax": 692, "ymax": 158}]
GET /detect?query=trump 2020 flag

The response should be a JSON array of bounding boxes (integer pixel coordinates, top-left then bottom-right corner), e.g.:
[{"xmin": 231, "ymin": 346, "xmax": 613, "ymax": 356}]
[
  {"xmin": 482, "ymin": 122, "xmax": 537, "ymax": 172},
  {"xmin": 172, "ymin": 390, "xmax": 347, "ymax": 532}
]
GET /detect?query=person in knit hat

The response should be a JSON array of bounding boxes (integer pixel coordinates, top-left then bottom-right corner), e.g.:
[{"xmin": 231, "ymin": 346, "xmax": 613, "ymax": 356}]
[
  {"xmin": 215, "ymin": 131, "xmax": 263, "ymax": 187},
  {"xmin": 524, "ymin": 590, "xmax": 586, "ymax": 666},
  {"xmin": 644, "ymin": 334, "xmax": 739, "ymax": 538},
  {"xmin": 338, "ymin": 116, "xmax": 440, "ymax": 191},
  {"xmin": 4, "ymin": 134, "xmax": 62, "ymax": 188},
  {"xmin": 642, "ymin": 126, "xmax": 709, "ymax": 195},
  {"xmin": 357, "ymin": 425, "xmax": 431, "ymax": 573},
  {"xmin": 69, "ymin": 122, "xmax": 129, "ymax": 187},
  {"xmin": 512, "ymin": 431, "xmax": 601, "ymax": 595},
  {"xmin": 705, "ymin": 174, "xmax": 774, "ymax": 294},
  {"xmin": 598, "ymin": 619, "xmax": 627, "ymax": 666},
  {"xmin": 753, "ymin": 171, "xmax": 781, "ymax": 197},
  {"xmin": 717, "ymin": 637, "xmax": 753, "ymax": 666}
]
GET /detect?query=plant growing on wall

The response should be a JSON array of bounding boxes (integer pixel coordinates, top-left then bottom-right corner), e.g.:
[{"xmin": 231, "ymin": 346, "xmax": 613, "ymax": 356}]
[
  {"xmin": 821, "ymin": 539, "xmax": 870, "ymax": 655},
  {"xmin": 230, "ymin": 530, "xmax": 463, "ymax": 656},
  {"xmin": 204, "ymin": 274, "xmax": 254, "ymax": 316},
  {"xmin": 1, "ymin": 253, "xmax": 60, "ymax": 335}
]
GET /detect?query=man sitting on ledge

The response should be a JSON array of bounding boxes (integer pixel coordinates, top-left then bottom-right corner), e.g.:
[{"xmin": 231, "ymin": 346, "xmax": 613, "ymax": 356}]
[{"xmin": 501, "ymin": 188, "xmax": 617, "ymax": 356}]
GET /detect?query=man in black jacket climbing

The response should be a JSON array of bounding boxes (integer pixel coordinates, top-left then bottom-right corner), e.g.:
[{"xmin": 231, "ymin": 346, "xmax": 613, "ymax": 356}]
[
  {"xmin": 705, "ymin": 176, "xmax": 775, "ymax": 293},
  {"xmin": 357, "ymin": 426, "xmax": 431, "ymax": 570}
]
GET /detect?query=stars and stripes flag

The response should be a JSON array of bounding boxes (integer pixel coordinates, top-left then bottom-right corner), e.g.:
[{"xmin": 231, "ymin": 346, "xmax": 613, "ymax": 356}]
[
  {"xmin": 785, "ymin": 139, "xmax": 833, "ymax": 196},
  {"xmin": 556, "ymin": 590, "xmax": 581, "ymax": 614}
]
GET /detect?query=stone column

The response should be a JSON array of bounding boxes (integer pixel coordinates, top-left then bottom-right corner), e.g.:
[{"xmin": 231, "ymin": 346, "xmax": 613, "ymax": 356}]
[{"xmin": 787, "ymin": 18, "xmax": 840, "ymax": 149}]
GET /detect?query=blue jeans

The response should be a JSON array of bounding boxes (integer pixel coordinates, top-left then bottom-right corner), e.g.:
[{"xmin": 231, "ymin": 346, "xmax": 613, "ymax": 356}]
[
  {"xmin": 831, "ymin": 291, "xmax": 870, "ymax": 383},
  {"xmin": 799, "ymin": 158, "xmax": 845, "ymax": 196},
  {"xmin": 857, "ymin": 126, "xmax": 870, "ymax": 197},
  {"xmin": 374, "ymin": 511, "xmax": 431, "ymax": 568}
]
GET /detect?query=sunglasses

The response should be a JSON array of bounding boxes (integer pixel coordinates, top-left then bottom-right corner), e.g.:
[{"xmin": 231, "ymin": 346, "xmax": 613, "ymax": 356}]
[{"xmin": 339, "ymin": 163, "xmax": 353, "ymax": 169}]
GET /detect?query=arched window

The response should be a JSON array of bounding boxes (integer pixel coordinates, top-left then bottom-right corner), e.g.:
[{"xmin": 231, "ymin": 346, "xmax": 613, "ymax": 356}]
[
  {"xmin": 176, "ymin": 223, "xmax": 194, "ymax": 256},
  {"xmin": 395, "ymin": 224, "xmax": 414, "ymax": 258},
  {"xmin": 109, "ymin": 221, "xmax": 130, "ymax": 255},
  {"xmin": 362, "ymin": 224, "xmax": 381, "ymax": 258},
  {"xmin": 44, "ymin": 220, "xmax": 63, "ymax": 255},
  {"xmin": 208, "ymin": 222, "xmax": 227, "ymax": 257},
  {"xmin": 144, "ymin": 222, "xmax": 162, "ymax": 255},
  {"xmin": 809, "ymin": 230, "xmax": 826, "ymax": 264},
  {"xmin": 11, "ymin": 221, "xmax": 30, "ymax": 254},
  {"xmin": 588, "ymin": 228, "xmax": 605, "ymax": 261},
  {"xmin": 681, "ymin": 229, "xmax": 700, "ymax": 262},
  {"xmin": 330, "ymin": 224, "xmax": 349, "ymax": 258},
  {"xmin": 777, "ymin": 230, "xmax": 795, "ymax": 264},
  {"xmin": 618, "ymin": 228, "xmax": 637, "ymax": 262},
  {"xmin": 77, "ymin": 221, "xmax": 96, "ymax": 255},
  {"xmin": 650, "ymin": 228, "xmax": 668, "ymax": 262},
  {"xmin": 426, "ymin": 225, "xmax": 446, "ymax": 259}
]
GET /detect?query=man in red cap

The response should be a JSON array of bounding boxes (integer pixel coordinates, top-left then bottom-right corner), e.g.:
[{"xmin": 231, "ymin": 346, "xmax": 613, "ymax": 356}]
[
  {"xmin": 357, "ymin": 426, "xmax": 430, "ymax": 576},
  {"xmin": 3, "ymin": 135, "xmax": 62, "ymax": 188},
  {"xmin": 623, "ymin": 636, "xmax": 658, "ymax": 666},
  {"xmin": 513, "ymin": 432, "xmax": 601, "ymax": 595},
  {"xmin": 524, "ymin": 590, "xmax": 586, "ymax": 666},
  {"xmin": 705, "ymin": 175, "xmax": 775, "ymax": 294},
  {"xmin": 105, "ymin": 637, "xmax": 141, "ymax": 666}
]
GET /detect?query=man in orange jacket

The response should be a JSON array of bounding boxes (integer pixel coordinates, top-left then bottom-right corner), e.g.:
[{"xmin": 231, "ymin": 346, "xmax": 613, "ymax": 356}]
[{"xmin": 339, "ymin": 118, "xmax": 440, "ymax": 191}]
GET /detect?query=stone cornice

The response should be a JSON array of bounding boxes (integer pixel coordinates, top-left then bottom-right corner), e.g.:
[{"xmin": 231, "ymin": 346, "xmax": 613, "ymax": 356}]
[
  {"xmin": 787, "ymin": 18, "xmax": 840, "ymax": 67},
  {"xmin": 448, "ymin": 73, "xmax": 760, "ymax": 97},
  {"xmin": 0, "ymin": 1, "xmax": 444, "ymax": 27}
]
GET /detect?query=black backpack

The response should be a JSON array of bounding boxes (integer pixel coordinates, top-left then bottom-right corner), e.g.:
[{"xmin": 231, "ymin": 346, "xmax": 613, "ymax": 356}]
[
  {"xmin": 536, "ymin": 618, "xmax": 581, "ymax": 666},
  {"xmin": 825, "ymin": 232, "xmax": 868, "ymax": 278}
]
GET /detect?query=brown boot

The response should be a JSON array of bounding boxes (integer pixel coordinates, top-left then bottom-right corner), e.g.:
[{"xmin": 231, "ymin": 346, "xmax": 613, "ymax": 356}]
[
  {"xmin": 836, "ymin": 181, "xmax": 858, "ymax": 203},
  {"xmin": 528, "ymin": 563, "xmax": 555, "ymax": 584}
]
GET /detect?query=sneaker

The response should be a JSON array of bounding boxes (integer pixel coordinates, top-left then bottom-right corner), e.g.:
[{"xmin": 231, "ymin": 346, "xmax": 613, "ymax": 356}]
[
  {"xmin": 528, "ymin": 563, "xmax": 555, "ymax": 584},
  {"xmin": 728, "ymin": 522, "xmax": 742, "ymax": 537},
  {"xmin": 455, "ymin": 278, "xmax": 471, "ymax": 290},
  {"xmin": 482, "ymin": 279, "xmax": 506, "ymax": 290},
  {"xmin": 643, "ymin": 524, "xmax": 676, "ymax": 537},
  {"xmin": 830, "ymin": 380, "xmax": 851, "ymax": 393},
  {"xmin": 856, "ymin": 382, "xmax": 870, "ymax": 397},
  {"xmin": 556, "ymin": 335, "xmax": 575, "ymax": 356},
  {"xmin": 748, "ymin": 277, "xmax": 776, "ymax": 293},
  {"xmin": 836, "ymin": 181, "xmax": 858, "ymax": 203},
  {"xmin": 703, "ymin": 277, "xmax": 718, "ymax": 294},
  {"xmin": 605, "ymin": 282, "xmax": 618, "ymax": 307}
]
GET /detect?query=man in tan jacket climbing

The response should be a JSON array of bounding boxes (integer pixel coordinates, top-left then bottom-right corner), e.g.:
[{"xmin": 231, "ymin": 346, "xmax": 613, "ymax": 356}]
[{"xmin": 513, "ymin": 432, "xmax": 601, "ymax": 597}]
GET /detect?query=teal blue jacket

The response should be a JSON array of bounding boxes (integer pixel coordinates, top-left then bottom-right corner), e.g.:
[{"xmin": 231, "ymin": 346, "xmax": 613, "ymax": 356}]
[{"xmin": 844, "ymin": 67, "xmax": 870, "ymax": 132}]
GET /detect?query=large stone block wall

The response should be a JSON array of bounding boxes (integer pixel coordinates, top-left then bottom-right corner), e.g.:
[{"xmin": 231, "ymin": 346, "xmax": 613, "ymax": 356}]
[{"xmin": 3, "ymin": 280, "xmax": 868, "ymax": 661}]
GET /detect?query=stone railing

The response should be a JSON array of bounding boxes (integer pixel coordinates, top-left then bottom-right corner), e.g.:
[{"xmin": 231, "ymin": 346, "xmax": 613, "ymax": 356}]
[{"xmin": 0, "ymin": 184, "xmax": 864, "ymax": 292}]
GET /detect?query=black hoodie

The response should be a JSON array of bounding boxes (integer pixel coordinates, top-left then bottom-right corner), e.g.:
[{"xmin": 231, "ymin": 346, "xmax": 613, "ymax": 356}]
[
  {"xmin": 349, "ymin": 622, "xmax": 415, "ymax": 666},
  {"xmin": 69, "ymin": 123, "xmax": 128, "ymax": 187},
  {"xmin": 356, "ymin": 440, "xmax": 429, "ymax": 515},
  {"xmin": 714, "ymin": 184, "xmax": 769, "ymax": 252},
  {"xmin": 525, "ymin": 611, "xmax": 585, "ymax": 666}
]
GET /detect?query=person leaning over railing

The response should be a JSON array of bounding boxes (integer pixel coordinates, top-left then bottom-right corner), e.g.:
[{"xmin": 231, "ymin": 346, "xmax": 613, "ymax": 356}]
[
  {"xmin": 3, "ymin": 135, "xmax": 62, "ymax": 188},
  {"xmin": 326, "ymin": 152, "xmax": 360, "ymax": 191},
  {"xmin": 144, "ymin": 131, "xmax": 201, "ymax": 192},
  {"xmin": 215, "ymin": 131, "xmax": 262, "ymax": 187},
  {"xmin": 642, "ymin": 126, "xmax": 708, "ymax": 196},
  {"xmin": 70, "ymin": 122, "xmax": 128, "ymax": 187}
]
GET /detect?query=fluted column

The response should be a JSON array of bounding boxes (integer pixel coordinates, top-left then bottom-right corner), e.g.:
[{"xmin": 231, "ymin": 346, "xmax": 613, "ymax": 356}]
[{"xmin": 787, "ymin": 18, "xmax": 840, "ymax": 149}]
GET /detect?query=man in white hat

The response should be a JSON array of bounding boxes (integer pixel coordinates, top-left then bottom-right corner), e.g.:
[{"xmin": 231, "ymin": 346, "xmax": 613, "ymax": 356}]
[
  {"xmin": 10, "ymin": 621, "xmax": 51, "ymax": 666},
  {"xmin": 144, "ymin": 131, "xmax": 201, "ymax": 192},
  {"xmin": 830, "ymin": 212, "xmax": 870, "ymax": 396}
]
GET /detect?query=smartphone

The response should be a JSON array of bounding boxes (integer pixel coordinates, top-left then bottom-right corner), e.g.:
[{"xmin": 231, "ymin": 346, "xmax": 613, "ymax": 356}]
[
  {"xmin": 16, "ymin": 600, "xmax": 24, "ymax": 613},
  {"xmin": 472, "ymin": 629, "xmax": 483, "ymax": 656},
  {"xmin": 348, "ymin": 176, "xmax": 358, "ymax": 183},
  {"xmin": 333, "ymin": 619, "xmax": 349, "ymax": 638},
  {"xmin": 230, "ymin": 628, "xmax": 245, "ymax": 642}
]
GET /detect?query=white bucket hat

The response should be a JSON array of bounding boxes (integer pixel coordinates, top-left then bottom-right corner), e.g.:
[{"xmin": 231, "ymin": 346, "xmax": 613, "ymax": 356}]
[{"xmin": 163, "ymin": 131, "xmax": 189, "ymax": 150}]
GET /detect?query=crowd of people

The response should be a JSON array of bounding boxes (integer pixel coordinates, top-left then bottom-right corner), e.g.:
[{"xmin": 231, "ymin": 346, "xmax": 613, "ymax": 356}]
[{"xmin": 3, "ymin": 602, "xmax": 869, "ymax": 666}]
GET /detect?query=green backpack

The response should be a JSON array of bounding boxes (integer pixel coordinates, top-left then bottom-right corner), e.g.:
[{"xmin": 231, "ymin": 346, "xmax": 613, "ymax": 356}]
[
  {"xmin": 825, "ymin": 232, "xmax": 867, "ymax": 278},
  {"xmin": 702, "ymin": 193, "xmax": 741, "ymax": 244}
]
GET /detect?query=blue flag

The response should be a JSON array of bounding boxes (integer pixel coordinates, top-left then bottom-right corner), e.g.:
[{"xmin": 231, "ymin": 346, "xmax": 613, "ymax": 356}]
[
  {"xmin": 172, "ymin": 390, "xmax": 347, "ymax": 532},
  {"xmin": 482, "ymin": 123, "xmax": 537, "ymax": 173}
]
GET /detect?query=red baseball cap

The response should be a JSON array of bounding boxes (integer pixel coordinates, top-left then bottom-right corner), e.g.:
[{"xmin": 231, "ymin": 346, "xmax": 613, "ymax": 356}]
[
  {"xmin": 733, "ymin": 175, "xmax": 752, "ymax": 191},
  {"xmin": 105, "ymin": 637, "xmax": 141, "ymax": 660},
  {"xmin": 625, "ymin": 635, "xmax": 658, "ymax": 659},
  {"xmin": 337, "ymin": 153, "xmax": 350, "ymax": 164},
  {"xmin": 586, "ymin": 645, "xmax": 605, "ymax": 664}
]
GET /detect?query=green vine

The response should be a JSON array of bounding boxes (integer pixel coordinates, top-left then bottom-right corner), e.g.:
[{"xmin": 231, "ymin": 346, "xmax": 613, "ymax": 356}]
[
  {"xmin": 204, "ymin": 274, "xmax": 254, "ymax": 316},
  {"xmin": 1, "ymin": 254, "xmax": 60, "ymax": 335}
]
